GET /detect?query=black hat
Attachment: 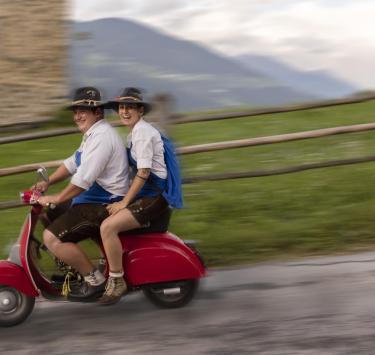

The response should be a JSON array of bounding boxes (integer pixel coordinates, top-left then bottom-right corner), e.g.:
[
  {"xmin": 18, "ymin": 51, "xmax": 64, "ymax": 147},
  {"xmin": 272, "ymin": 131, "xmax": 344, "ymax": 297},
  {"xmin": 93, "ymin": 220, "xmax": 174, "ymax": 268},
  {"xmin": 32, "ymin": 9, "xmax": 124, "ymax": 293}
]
[
  {"xmin": 105, "ymin": 87, "xmax": 152, "ymax": 115},
  {"xmin": 66, "ymin": 87, "xmax": 105, "ymax": 110}
]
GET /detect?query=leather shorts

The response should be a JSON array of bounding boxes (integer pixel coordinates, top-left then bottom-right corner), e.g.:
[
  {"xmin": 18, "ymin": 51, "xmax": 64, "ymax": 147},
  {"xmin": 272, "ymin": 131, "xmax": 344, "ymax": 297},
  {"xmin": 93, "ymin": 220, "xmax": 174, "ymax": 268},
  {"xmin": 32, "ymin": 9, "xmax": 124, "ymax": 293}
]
[
  {"xmin": 127, "ymin": 195, "xmax": 169, "ymax": 227},
  {"xmin": 46, "ymin": 203, "xmax": 109, "ymax": 243}
]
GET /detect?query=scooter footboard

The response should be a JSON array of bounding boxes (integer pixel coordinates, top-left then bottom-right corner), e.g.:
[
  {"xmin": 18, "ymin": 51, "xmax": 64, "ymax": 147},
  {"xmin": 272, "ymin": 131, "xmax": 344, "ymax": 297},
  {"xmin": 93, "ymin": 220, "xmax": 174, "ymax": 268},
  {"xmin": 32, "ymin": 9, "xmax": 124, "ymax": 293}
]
[
  {"xmin": 122, "ymin": 233, "xmax": 206, "ymax": 286},
  {"xmin": 0, "ymin": 260, "xmax": 39, "ymax": 297}
]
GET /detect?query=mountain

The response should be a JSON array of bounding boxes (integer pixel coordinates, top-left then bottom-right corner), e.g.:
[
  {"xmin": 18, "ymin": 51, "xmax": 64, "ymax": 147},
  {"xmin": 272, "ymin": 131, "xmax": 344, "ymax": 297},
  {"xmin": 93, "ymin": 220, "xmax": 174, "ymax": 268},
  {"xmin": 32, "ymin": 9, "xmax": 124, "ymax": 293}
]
[
  {"xmin": 235, "ymin": 55, "xmax": 358, "ymax": 99},
  {"xmin": 69, "ymin": 18, "xmax": 317, "ymax": 112}
]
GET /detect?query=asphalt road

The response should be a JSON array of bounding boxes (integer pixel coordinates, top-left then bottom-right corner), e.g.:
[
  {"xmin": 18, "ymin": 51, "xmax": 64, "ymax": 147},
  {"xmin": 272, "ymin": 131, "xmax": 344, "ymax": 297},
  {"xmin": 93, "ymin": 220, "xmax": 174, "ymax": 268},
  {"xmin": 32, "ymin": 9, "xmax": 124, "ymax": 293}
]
[{"xmin": 3, "ymin": 251, "xmax": 375, "ymax": 354}]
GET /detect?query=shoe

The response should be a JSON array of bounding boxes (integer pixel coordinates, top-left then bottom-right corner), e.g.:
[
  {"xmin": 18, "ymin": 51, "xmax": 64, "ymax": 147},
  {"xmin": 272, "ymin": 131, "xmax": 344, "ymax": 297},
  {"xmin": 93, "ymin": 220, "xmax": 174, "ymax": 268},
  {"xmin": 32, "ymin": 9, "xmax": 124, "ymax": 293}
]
[
  {"xmin": 67, "ymin": 281, "xmax": 106, "ymax": 302},
  {"xmin": 98, "ymin": 276, "xmax": 127, "ymax": 305}
]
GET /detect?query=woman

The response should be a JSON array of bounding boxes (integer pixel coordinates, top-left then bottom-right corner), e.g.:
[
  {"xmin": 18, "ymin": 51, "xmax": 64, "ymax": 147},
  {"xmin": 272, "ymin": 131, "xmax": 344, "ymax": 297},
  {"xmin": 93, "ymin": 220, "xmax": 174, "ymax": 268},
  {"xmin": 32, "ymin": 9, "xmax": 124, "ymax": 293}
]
[{"xmin": 99, "ymin": 87, "xmax": 183, "ymax": 305}]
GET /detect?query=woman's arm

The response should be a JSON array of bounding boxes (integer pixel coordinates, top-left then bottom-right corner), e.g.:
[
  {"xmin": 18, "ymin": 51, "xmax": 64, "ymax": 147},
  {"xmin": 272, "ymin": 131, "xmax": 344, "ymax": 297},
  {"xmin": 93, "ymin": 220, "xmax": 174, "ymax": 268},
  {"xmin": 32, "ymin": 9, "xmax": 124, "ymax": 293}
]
[{"xmin": 107, "ymin": 168, "xmax": 150, "ymax": 215}]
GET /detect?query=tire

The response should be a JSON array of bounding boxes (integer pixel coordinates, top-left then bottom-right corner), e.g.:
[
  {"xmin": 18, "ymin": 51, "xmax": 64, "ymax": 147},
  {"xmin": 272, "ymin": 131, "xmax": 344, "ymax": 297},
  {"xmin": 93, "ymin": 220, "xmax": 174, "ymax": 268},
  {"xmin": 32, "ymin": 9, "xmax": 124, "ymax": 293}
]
[
  {"xmin": 143, "ymin": 279, "xmax": 199, "ymax": 309},
  {"xmin": 0, "ymin": 286, "xmax": 35, "ymax": 327}
]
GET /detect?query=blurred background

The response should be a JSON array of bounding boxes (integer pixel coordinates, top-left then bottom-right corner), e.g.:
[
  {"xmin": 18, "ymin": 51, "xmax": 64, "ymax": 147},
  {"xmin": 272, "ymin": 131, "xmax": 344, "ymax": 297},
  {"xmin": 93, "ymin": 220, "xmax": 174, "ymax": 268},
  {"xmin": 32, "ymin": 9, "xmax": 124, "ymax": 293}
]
[
  {"xmin": 69, "ymin": 0, "xmax": 374, "ymax": 112},
  {"xmin": 2, "ymin": 0, "xmax": 375, "ymax": 127}
]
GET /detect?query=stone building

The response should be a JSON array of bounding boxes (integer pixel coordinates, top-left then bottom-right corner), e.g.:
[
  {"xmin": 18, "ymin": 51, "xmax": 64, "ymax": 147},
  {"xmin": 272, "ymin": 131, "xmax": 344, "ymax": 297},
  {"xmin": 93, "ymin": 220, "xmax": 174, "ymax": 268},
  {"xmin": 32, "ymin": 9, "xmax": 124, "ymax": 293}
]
[{"xmin": 0, "ymin": 0, "xmax": 68, "ymax": 127}]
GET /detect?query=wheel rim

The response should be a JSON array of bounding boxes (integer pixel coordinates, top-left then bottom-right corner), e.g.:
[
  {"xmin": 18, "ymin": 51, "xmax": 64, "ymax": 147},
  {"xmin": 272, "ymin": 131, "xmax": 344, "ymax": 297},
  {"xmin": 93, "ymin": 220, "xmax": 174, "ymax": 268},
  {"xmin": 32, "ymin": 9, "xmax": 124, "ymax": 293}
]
[{"xmin": 0, "ymin": 288, "xmax": 21, "ymax": 314}]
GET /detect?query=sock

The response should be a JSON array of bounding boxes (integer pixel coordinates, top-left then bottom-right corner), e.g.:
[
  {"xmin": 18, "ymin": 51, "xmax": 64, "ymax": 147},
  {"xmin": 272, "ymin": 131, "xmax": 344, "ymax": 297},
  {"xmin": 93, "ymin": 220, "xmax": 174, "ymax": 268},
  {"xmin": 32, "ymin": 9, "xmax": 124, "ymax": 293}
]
[
  {"xmin": 84, "ymin": 269, "xmax": 105, "ymax": 286},
  {"xmin": 109, "ymin": 271, "xmax": 124, "ymax": 278}
]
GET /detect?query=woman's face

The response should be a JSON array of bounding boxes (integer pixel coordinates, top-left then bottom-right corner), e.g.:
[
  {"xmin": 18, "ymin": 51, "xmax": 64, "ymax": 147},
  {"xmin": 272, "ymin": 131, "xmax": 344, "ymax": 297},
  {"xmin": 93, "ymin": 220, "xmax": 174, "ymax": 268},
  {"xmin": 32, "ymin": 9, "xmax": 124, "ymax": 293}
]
[{"xmin": 118, "ymin": 103, "xmax": 144, "ymax": 128}]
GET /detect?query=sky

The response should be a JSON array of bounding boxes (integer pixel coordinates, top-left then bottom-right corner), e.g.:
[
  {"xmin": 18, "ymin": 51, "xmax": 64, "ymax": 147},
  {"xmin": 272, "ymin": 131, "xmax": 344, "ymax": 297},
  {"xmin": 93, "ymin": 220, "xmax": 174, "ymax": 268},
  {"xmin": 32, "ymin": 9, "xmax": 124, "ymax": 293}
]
[{"xmin": 70, "ymin": 0, "xmax": 375, "ymax": 89}]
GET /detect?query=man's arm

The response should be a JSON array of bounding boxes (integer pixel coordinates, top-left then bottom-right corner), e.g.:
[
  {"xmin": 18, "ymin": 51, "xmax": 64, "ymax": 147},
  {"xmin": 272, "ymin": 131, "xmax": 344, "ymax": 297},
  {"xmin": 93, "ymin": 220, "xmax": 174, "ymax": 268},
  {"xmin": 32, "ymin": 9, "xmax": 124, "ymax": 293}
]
[
  {"xmin": 33, "ymin": 164, "xmax": 72, "ymax": 192},
  {"xmin": 37, "ymin": 182, "xmax": 84, "ymax": 207},
  {"xmin": 36, "ymin": 164, "xmax": 85, "ymax": 207},
  {"xmin": 55, "ymin": 183, "xmax": 85, "ymax": 204},
  {"xmin": 49, "ymin": 164, "xmax": 72, "ymax": 184}
]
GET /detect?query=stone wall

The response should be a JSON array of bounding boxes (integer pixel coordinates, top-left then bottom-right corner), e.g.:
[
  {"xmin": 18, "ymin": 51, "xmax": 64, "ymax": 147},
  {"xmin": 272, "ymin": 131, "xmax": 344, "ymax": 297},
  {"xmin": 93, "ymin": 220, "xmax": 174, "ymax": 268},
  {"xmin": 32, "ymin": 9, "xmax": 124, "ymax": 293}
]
[{"xmin": 0, "ymin": 0, "xmax": 68, "ymax": 126}]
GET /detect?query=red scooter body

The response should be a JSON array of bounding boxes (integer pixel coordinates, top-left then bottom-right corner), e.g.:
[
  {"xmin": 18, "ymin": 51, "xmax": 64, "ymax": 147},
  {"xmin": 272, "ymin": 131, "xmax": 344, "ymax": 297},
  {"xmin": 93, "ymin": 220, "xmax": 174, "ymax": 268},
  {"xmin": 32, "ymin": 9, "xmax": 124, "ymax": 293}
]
[
  {"xmin": 0, "ymin": 193, "xmax": 206, "ymax": 327},
  {"xmin": 0, "ymin": 211, "xmax": 40, "ymax": 297},
  {"xmin": 0, "ymin": 261, "xmax": 38, "ymax": 297},
  {"xmin": 120, "ymin": 232, "xmax": 205, "ymax": 286}
]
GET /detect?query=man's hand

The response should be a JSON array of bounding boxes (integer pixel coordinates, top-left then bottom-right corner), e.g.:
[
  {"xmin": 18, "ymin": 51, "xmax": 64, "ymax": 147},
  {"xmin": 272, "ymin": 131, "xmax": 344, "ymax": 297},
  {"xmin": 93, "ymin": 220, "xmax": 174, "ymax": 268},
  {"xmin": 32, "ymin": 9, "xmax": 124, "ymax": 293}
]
[
  {"xmin": 37, "ymin": 195, "xmax": 59, "ymax": 208},
  {"xmin": 31, "ymin": 181, "xmax": 49, "ymax": 193},
  {"xmin": 31, "ymin": 164, "xmax": 71, "ymax": 193},
  {"xmin": 106, "ymin": 201, "xmax": 127, "ymax": 215}
]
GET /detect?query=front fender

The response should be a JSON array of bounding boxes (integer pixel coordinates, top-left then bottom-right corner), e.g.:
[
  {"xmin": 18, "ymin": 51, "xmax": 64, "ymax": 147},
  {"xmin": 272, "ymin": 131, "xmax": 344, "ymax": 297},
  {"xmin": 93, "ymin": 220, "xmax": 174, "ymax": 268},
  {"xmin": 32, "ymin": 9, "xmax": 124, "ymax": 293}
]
[{"xmin": 0, "ymin": 260, "xmax": 39, "ymax": 297}]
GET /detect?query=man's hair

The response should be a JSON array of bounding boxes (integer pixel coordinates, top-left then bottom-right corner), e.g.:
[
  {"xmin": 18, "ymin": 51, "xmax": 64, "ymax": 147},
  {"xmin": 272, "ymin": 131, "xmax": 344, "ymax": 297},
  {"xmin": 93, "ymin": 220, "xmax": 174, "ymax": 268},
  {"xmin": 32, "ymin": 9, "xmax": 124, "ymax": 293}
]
[{"xmin": 92, "ymin": 107, "xmax": 104, "ymax": 119}]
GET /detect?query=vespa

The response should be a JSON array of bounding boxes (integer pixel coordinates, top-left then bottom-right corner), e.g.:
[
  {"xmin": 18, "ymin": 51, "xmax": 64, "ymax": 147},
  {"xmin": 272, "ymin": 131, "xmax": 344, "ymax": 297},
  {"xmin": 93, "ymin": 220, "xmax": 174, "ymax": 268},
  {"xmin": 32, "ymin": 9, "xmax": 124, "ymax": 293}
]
[{"xmin": 0, "ymin": 168, "xmax": 206, "ymax": 327}]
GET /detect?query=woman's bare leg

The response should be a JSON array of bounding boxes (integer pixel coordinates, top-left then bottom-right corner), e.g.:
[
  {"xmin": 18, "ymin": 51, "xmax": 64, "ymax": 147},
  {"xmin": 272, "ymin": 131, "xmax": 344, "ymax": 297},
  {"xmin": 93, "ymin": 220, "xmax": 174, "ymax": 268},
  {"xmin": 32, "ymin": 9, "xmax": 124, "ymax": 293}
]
[
  {"xmin": 100, "ymin": 208, "xmax": 141, "ymax": 273},
  {"xmin": 99, "ymin": 209, "xmax": 140, "ymax": 305}
]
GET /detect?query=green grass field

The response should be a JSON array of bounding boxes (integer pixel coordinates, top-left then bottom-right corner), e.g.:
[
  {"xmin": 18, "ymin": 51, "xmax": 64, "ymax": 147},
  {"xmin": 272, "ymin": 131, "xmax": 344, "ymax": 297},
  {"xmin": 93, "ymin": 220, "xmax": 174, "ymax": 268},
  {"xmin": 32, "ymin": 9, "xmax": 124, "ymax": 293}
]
[{"xmin": 2, "ymin": 101, "xmax": 375, "ymax": 266}]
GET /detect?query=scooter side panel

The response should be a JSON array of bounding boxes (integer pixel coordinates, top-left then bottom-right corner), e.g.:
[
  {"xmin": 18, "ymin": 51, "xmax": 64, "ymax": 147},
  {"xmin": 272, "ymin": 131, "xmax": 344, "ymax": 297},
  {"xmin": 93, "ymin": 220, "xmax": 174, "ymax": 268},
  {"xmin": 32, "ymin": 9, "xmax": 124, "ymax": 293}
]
[
  {"xmin": 121, "ymin": 233, "xmax": 206, "ymax": 286},
  {"xmin": 0, "ymin": 260, "xmax": 39, "ymax": 297}
]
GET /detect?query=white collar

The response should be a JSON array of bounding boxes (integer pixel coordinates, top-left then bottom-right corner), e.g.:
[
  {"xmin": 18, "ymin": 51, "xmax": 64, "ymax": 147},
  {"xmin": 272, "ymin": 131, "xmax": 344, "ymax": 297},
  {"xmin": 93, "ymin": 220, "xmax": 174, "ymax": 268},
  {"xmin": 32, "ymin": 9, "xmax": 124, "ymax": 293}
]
[{"xmin": 84, "ymin": 119, "xmax": 107, "ymax": 140}]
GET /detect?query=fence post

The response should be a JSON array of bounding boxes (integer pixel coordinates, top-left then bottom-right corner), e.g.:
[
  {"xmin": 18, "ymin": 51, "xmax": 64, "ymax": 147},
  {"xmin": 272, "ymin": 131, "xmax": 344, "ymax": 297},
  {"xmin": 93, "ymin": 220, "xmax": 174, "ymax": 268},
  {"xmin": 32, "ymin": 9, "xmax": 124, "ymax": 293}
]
[{"xmin": 146, "ymin": 93, "xmax": 175, "ymax": 135}]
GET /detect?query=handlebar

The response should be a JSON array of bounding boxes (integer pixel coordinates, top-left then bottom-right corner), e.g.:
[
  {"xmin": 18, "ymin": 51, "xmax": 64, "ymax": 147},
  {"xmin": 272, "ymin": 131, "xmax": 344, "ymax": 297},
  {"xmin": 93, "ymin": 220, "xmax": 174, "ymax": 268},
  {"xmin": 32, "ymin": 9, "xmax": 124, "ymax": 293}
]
[
  {"xmin": 20, "ymin": 190, "xmax": 56, "ymax": 209},
  {"xmin": 20, "ymin": 166, "xmax": 55, "ymax": 209},
  {"xmin": 20, "ymin": 190, "xmax": 41, "ymax": 205}
]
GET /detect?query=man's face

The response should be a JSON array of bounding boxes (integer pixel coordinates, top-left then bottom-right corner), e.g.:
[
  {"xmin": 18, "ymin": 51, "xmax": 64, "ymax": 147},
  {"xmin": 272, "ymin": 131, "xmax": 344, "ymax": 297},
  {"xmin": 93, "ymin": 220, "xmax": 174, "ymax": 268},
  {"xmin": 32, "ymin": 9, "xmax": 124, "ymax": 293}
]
[
  {"xmin": 73, "ymin": 108, "xmax": 99, "ymax": 133},
  {"xmin": 118, "ymin": 103, "xmax": 144, "ymax": 128}
]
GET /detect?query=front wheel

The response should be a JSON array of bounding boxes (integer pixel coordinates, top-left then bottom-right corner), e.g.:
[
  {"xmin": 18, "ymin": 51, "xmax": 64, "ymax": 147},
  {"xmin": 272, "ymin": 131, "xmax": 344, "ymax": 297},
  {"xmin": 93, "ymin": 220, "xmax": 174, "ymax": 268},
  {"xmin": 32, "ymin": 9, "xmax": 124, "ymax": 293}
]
[
  {"xmin": 143, "ymin": 279, "xmax": 199, "ymax": 308},
  {"xmin": 0, "ymin": 286, "xmax": 35, "ymax": 327}
]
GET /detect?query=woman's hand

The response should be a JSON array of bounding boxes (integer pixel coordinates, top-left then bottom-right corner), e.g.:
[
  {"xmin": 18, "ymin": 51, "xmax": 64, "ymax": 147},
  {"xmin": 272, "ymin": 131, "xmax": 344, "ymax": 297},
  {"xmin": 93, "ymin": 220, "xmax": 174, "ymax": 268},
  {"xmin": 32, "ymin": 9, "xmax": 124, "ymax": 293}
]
[{"xmin": 106, "ymin": 201, "xmax": 127, "ymax": 215}]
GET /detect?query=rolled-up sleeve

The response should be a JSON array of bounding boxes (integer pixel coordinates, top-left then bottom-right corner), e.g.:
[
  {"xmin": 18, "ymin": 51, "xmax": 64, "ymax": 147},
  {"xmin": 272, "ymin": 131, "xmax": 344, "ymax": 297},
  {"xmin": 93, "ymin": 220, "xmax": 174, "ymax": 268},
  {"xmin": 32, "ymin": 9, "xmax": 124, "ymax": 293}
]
[
  {"xmin": 132, "ymin": 131, "xmax": 153, "ymax": 169},
  {"xmin": 70, "ymin": 132, "xmax": 113, "ymax": 190},
  {"xmin": 63, "ymin": 154, "xmax": 77, "ymax": 175}
]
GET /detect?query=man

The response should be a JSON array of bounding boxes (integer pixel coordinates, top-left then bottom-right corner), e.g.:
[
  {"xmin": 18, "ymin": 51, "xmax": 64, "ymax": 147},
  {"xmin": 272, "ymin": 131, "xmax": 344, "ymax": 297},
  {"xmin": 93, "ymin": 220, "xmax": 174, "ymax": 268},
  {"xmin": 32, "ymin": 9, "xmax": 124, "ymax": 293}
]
[{"xmin": 37, "ymin": 86, "xmax": 129, "ymax": 301}]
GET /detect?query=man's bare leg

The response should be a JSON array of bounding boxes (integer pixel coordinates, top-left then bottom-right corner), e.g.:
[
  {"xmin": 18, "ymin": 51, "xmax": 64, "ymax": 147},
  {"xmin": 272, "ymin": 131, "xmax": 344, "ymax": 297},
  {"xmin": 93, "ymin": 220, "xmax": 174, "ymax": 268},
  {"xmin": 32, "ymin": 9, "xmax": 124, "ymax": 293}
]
[{"xmin": 43, "ymin": 230, "xmax": 94, "ymax": 275}]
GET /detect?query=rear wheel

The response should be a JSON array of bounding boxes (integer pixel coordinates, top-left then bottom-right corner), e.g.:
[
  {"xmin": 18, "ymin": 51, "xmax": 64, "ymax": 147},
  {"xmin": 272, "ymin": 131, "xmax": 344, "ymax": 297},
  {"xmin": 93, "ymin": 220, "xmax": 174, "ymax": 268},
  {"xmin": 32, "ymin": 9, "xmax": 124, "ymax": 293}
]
[
  {"xmin": 143, "ymin": 279, "xmax": 199, "ymax": 308},
  {"xmin": 0, "ymin": 286, "xmax": 35, "ymax": 327}
]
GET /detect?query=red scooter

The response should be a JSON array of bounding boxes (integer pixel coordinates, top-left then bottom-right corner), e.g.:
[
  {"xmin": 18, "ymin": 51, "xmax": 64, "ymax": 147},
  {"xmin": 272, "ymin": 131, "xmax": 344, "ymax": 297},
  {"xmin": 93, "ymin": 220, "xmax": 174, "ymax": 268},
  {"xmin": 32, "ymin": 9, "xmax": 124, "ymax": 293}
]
[{"xmin": 0, "ymin": 169, "xmax": 206, "ymax": 327}]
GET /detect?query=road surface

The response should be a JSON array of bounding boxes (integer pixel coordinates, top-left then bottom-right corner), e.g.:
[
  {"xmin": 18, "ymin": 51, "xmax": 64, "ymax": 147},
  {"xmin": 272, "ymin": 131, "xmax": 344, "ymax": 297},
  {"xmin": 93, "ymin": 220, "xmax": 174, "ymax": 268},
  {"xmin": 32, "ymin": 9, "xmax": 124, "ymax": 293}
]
[{"xmin": 2, "ymin": 251, "xmax": 375, "ymax": 354}]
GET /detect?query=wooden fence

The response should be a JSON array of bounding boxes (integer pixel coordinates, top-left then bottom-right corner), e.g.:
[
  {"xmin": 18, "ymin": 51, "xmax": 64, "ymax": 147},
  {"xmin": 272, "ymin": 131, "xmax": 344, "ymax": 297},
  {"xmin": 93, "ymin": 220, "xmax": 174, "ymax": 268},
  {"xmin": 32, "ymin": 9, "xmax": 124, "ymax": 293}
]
[
  {"xmin": 1, "ymin": 94, "xmax": 375, "ymax": 210},
  {"xmin": 2, "ymin": 93, "xmax": 375, "ymax": 146}
]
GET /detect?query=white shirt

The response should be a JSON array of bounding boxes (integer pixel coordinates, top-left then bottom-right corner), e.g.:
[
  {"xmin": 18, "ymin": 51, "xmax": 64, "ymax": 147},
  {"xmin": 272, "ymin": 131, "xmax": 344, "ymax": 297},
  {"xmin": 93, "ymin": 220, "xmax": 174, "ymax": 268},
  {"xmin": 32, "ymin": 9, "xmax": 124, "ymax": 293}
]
[
  {"xmin": 127, "ymin": 118, "xmax": 167, "ymax": 179},
  {"xmin": 64, "ymin": 119, "xmax": 129, "ymax": 196}
]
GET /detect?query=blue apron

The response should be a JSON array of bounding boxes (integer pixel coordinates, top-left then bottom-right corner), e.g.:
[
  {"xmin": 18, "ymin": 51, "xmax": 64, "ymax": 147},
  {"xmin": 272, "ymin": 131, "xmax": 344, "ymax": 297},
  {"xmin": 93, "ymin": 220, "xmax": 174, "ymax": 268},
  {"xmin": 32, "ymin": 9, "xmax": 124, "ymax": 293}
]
[{"xmin": 71, "ymin": 151, "xmax": 123, "ymax": 206}]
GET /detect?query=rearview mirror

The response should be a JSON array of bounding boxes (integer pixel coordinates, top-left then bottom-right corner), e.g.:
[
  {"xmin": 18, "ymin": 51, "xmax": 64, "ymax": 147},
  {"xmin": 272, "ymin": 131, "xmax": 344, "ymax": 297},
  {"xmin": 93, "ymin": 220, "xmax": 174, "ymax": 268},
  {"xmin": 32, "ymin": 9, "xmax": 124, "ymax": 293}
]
[{"xmin": 37, "ymin": 166, "xmax": 49, "ymax": 183}]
